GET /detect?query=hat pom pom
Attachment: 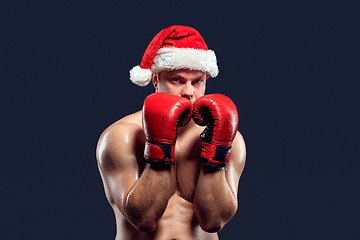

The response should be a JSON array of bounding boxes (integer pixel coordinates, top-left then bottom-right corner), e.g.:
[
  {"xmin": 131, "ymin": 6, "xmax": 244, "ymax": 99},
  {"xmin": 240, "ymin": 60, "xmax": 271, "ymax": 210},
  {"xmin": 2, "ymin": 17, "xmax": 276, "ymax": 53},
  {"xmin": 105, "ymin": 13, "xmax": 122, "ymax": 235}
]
[{"xmin": 129, "ymin": 65, "xmax": 152, "ymax": 86}]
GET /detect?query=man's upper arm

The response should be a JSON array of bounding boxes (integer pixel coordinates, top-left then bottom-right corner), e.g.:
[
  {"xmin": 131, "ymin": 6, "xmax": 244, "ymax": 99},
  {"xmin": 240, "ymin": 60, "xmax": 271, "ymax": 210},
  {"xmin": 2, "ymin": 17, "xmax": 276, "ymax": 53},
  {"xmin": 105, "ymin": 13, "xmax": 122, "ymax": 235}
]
[
  {"xmin": 96, "ymin": 123, "xmax": 142, "ymax": 215},
  {"xmin": 226, "ymin": 131, "xmax": 246, "ymax": 198}
]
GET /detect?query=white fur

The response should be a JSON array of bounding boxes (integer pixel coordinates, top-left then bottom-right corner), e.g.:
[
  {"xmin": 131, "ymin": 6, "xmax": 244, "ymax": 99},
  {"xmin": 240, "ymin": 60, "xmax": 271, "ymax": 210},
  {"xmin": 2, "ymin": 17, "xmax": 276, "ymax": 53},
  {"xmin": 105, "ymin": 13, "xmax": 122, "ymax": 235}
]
[
  {"xmin": 129, "ymin": 47, "xmax": 218, "ymax": 87},
  {"xmin": 152, "ymin": 47, "xmax": 218, "ymax": 77},
  {"xmin": 129, "ymin": 65, "xmax": 152, "ymax": 87}
]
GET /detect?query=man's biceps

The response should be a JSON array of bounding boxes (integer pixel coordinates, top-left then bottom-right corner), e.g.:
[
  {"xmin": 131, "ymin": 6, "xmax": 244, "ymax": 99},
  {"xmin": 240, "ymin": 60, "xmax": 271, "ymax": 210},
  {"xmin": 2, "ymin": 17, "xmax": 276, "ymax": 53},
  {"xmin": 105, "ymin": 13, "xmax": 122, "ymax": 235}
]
[
  {"xmin": 98, "ymin": 150, "xmax": 139, "ymax": 190},
  {"xmin": 101, "ymin": 153, "xmax": 139, "ymax": 181},
  {"xmin": 228, "ymin": 149, "xmax": 245, "ymax": 179},
  {"xmin": 100, "ymin": 143, "xmax": 138, "ymax": 170},
  {"xmin": 102, "ymin": 166, "xmax": 138, "ymax": 205},
  {"xmin": 226, "ymin": 140, "xmax": 246, "ymax": 193},
  {"xmin": 227, "ymin": 152, "xmax": 245, "ymax": 178},
  {"xmin": 230, "ymin": 132, "xmax": 246, "ymax": 169},
  {"xmin": 106, "ymin": 169, "xmax": 137, "ymax": 191}
]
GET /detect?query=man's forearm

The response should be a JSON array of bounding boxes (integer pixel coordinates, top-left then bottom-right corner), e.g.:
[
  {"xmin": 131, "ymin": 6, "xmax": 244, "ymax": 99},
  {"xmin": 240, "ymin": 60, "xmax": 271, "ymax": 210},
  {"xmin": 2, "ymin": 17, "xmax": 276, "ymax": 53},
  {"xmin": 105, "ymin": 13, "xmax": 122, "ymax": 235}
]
[
  {"xmin": 124, "ymin": 164, "xmax": 172, "ymax": 232},
  {"xmin": 194, "ymin": 165, "xmax": 238, "ymax": 232}
]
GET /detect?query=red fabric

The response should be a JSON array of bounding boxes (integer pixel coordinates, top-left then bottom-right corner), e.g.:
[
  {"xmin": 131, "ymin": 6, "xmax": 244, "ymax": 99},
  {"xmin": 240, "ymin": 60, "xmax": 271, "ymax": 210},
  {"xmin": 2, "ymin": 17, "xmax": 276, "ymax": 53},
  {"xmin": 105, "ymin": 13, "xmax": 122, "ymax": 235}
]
[{"xmin": 140, "ymin": 25, "xmax": 209, "ymax": 69}]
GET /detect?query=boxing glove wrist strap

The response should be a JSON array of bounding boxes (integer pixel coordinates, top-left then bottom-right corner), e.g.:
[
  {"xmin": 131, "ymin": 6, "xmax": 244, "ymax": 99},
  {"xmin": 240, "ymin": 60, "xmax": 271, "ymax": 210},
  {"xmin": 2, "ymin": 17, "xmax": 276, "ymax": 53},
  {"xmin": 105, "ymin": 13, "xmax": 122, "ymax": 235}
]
[
  {"xmin": 201, "ymin": 142, "xmax": 232, "ymax": 168},
  {"xmin": 144, "ymin": 140, "xmax": 174, "ymax": 165}
]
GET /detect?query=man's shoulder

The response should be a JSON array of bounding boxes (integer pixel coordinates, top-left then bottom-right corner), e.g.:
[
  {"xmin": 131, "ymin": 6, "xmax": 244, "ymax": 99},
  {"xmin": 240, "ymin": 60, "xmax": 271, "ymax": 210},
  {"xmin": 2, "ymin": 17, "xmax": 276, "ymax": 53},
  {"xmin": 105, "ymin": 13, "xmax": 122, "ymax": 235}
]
[
  {"xmin": 114, "ymin": 110, "xmax": 143, "ymax": 128},
  {"xmin": 102, "ymin": 110, "xmax": 143, "ymax": 136},
  {"xmin": 96, "ymin": 111, "xmax": 144, "ymax": 164}
]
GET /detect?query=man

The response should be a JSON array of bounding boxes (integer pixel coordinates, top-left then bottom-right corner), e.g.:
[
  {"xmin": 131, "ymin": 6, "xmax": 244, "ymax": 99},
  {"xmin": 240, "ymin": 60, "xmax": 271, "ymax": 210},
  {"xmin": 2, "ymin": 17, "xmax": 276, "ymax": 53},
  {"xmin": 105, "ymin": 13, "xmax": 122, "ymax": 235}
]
[{"xmin": 96, "ymin": 25, "xmax": 246, "ymax": 240}]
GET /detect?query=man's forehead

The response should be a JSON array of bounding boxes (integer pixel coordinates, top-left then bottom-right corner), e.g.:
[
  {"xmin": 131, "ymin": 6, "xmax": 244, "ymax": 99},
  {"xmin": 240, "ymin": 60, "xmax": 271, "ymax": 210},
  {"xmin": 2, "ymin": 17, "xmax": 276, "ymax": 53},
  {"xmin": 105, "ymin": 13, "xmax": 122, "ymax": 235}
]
[{"xmin": 162, "ymin": 70, "xmax": 206, "ymax": 77}]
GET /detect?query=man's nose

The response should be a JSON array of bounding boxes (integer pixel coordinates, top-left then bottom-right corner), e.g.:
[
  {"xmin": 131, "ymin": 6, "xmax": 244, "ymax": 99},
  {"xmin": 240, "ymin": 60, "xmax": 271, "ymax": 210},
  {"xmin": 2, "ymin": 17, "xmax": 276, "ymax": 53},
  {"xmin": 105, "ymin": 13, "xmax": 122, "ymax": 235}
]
[{"xmin": 181, "ymin": 82, "xmax": 194, "ymax": 99}]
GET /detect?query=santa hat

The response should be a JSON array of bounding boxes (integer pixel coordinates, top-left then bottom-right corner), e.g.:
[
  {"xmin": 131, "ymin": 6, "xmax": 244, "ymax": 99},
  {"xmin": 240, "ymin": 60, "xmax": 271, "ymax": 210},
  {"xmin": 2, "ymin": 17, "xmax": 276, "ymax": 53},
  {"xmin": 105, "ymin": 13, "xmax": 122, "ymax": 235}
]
[{"xmin": 129, "ymin": 25, "xmax": 219, "ymax": 86}]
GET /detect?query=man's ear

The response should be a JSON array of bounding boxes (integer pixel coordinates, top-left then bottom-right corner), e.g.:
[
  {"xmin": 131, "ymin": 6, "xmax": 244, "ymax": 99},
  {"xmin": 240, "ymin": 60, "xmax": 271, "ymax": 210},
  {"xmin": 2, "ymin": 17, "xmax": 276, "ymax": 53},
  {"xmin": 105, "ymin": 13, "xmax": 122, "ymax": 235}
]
[{"xmin": 152, "ymin": 73, "xmax": 159, "ymax": 92}]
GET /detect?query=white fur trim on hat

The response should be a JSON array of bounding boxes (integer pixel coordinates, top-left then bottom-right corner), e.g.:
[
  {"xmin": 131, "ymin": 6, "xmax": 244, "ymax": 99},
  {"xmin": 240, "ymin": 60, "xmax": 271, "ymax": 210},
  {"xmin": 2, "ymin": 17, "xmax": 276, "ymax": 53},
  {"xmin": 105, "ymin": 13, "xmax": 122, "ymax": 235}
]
[
  {"xmin": 129, "ymin": 65, "xmax": 152, "ymax": 87},
  {"xmin": 151, "ymin": 47, "xmax": 218, "ymax": 77}
]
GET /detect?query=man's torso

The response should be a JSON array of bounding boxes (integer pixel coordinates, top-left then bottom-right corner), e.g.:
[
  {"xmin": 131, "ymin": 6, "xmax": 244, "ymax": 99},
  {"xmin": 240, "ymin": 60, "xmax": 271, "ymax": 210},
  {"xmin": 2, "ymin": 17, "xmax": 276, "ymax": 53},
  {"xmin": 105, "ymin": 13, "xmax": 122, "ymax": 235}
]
[{"xmin": 102, "ymin": 111, "xmax": 218, "ymax": 240}]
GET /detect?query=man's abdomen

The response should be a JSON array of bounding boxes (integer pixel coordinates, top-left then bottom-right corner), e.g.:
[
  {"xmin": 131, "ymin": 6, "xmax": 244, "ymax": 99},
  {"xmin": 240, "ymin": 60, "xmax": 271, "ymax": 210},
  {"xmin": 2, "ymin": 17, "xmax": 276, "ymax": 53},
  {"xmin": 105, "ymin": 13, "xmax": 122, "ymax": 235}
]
[
  {"xmin": 114, "ymin": 193, "xmax": 218, "ymax": 240},
  {"xmin": 153, "ymin": 193, "xmax": 218, "ymax": 240}
]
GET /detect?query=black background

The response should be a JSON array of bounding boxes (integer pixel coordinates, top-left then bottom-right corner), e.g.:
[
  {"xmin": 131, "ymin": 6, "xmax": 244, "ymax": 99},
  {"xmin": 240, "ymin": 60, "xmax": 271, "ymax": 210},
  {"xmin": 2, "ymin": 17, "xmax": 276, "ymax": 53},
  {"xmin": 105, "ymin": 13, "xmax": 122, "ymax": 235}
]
[{"xmin": 1, "ymin": 0, "xmax": 359, "ymax": 239}]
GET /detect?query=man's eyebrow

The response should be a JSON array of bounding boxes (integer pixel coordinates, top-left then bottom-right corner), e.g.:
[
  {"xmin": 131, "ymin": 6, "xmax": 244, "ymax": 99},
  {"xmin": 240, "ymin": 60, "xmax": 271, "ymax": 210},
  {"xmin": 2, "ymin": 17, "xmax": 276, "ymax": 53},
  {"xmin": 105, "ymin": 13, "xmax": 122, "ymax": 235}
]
[{"xmin": 166, "ymin": 73, "xmax": 185, "ymax": 79}]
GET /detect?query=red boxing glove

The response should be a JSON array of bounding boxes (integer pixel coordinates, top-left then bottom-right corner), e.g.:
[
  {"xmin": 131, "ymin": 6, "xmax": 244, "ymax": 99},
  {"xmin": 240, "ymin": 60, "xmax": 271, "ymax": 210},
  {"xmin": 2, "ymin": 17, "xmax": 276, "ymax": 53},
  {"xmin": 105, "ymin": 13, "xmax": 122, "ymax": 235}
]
[
  {"xmin": 193, "ymin": 94, "xmax": 239, "ymax": 167},
  {"xmin": 142, "ymin": 93, "xmax": 193, "ymax": 165}
]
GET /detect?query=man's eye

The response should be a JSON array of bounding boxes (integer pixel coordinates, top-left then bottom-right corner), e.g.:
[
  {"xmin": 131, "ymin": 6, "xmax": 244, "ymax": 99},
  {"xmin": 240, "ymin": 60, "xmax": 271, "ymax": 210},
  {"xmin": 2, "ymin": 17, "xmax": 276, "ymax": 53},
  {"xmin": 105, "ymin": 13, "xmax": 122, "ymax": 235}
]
[
  {"xmin": 194, "ymin": 79, "xmax": 203, "ymax": 84},
  {"xmin": 172, "ymin": 78, "xmax": 180, "ymax": 82}
]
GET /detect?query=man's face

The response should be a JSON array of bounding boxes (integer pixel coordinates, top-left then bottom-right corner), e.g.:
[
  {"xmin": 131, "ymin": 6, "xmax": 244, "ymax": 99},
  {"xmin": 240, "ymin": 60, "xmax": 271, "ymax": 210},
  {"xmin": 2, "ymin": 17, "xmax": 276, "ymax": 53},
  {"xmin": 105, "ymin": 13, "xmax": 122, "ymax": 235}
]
[{"xmin": 152, "ymin": 69, "xmax": 207, "ymax": 103}]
